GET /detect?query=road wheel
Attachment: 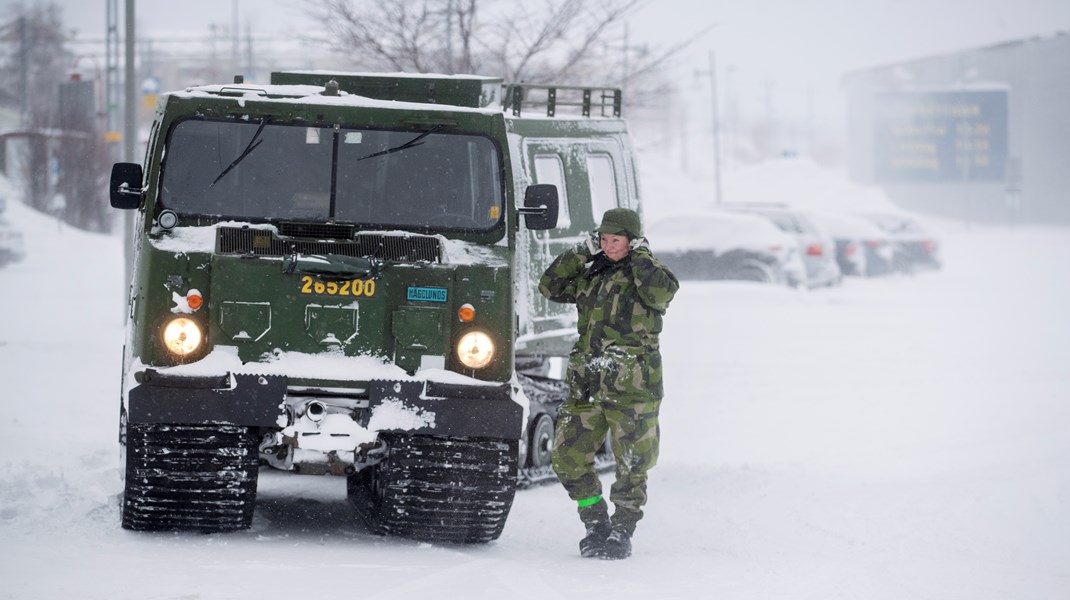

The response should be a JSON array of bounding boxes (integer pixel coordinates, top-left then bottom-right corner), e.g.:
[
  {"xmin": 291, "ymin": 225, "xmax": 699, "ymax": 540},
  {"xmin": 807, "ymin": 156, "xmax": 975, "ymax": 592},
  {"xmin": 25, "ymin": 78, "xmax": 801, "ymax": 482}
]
[{"xmin": 528, "ymin": 414, "xmax": 555, "ymax": 468}]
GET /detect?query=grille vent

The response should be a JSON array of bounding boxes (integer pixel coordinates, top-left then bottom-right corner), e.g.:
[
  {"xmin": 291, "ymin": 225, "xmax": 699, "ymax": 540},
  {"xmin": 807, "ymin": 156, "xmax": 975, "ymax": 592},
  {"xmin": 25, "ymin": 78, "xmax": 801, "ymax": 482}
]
[
  {"xmin": 217, "ymin": 227, "xmax": 441, "ymax": 263},
  {"xmin": 278, "ymin": 222, "xmax": 355, "ymax": 240}
]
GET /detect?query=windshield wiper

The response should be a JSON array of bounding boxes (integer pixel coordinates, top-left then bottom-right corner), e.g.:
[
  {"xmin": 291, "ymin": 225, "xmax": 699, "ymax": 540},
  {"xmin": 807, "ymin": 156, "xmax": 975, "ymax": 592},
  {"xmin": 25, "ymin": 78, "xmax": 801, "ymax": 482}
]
[
  {"xmin": 210, "ymin": 118, "xmax": 269, "ymax": 187},
  {"xmin": 356, "ymin": 125, "xmax": 443, "ymax": 161}
]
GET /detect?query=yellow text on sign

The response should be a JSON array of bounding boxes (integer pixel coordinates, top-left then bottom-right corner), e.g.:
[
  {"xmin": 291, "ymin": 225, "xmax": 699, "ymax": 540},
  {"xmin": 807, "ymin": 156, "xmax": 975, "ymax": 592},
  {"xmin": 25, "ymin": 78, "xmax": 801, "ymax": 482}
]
[{"xmin": 299, "ymin": 276, "xmax": 376, "ymax": 297}]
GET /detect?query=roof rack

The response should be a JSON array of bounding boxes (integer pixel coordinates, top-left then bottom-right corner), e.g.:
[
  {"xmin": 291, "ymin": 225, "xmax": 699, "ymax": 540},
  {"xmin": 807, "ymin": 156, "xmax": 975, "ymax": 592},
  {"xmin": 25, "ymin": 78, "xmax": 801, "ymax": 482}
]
[{"xmin": 502, "ymin": 84, "xmax": 622, "ymax": 118}]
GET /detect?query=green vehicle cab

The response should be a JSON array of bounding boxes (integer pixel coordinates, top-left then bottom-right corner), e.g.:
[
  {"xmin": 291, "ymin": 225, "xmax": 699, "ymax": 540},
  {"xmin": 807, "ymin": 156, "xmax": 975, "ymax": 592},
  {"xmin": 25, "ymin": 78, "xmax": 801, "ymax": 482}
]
[{"xmin": 110, "ymin": 71, "xmax": 642, "ymax": 543}]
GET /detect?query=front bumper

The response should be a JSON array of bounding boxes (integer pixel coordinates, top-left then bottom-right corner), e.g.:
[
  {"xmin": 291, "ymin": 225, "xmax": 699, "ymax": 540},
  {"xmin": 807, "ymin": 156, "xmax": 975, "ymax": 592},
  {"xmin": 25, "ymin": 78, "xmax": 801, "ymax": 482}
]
[{"xmin": 127, "ymin": 370, "xmax": 523, "ymax": 440}]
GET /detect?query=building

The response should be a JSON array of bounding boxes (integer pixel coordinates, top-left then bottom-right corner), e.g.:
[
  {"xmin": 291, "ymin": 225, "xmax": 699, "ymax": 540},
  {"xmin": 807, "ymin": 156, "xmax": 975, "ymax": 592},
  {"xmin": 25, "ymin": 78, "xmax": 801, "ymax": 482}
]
[{"xmin": 844, "ymin": 32, "xmax": 1070, "ymax": 225}]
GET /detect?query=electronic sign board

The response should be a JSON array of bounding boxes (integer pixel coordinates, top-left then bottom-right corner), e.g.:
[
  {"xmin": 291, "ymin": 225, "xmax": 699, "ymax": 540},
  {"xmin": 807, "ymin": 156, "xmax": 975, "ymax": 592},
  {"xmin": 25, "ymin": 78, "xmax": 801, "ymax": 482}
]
[{"xmin": 873, "ymin": 90, "xmax": 1008, "ymax": 182}]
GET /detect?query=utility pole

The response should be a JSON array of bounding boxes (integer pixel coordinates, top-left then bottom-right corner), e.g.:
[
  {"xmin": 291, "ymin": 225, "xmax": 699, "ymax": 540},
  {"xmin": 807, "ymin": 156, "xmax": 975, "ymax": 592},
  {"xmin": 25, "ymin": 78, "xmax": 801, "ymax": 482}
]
[
  {"xmin": 123, "ymin": 0, "xmax": 136, "ymax": 302},
  {"xmin": 763, "ymin": 77, "xmax": 774, "ymax": 158},
  {"xmin": 622, "ymin": 23, "xmax": 629, "ymax": 102},
  {"xmin": 245, "ymin": 22, "xmax": 255, "ymax": 80},
  {"xmin": 105, "ymin": 0, "xmax": 120, "ymax": 153},
  {"xmin": 725, "ymin": 64, "xmax": 737, "ymax": 165},
  {"xmin": 232, "ymin": 0, "xmax": 240, "ymax": 76},
  {"xmin": 696, "ymin": 51, "xmax": 723, "ymax": 204},
  {"xmin": 124, "ymin": 0, "xmax": 136, "ymax": 163},
  {"xmin": 710, "ymin": 51, "xmax": 722, "ymax": 204},
  {"xmin": 608, "ymin": 22, "xmax": 644, "ymax": 114},
  {"xmin": 445, "ymin": 0, "xmax": 454, "ymax": 73},
  {"xmin": 18, "ymin": 16, "xmax": 28, "ymax": 127}
]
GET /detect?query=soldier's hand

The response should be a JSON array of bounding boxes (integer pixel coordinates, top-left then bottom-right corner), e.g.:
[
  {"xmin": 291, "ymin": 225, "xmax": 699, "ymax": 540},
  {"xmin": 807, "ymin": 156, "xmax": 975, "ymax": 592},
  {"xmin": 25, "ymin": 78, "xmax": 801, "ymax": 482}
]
[
  {"xmin": 583, "ymin": 232, "xmax": 603, "ymax": 256},
  {"xmin": 630, "ymin": 244, "xmax": 653, "ymax": 259}
]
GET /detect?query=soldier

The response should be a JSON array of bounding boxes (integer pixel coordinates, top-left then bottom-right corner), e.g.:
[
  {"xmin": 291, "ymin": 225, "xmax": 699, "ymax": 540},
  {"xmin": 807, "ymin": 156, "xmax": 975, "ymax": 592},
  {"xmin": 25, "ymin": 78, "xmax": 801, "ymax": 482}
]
[{"xmin": 539, "ymin": 207, "xmax": 679, "ymax": 560}]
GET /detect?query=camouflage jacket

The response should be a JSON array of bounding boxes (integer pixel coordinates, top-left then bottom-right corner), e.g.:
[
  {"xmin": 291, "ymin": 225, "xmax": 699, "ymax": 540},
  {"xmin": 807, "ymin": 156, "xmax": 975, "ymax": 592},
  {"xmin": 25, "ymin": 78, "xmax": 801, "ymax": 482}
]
[{"xmin": 539, "ymin": 243, "xmax": 679, "ymax": 356}]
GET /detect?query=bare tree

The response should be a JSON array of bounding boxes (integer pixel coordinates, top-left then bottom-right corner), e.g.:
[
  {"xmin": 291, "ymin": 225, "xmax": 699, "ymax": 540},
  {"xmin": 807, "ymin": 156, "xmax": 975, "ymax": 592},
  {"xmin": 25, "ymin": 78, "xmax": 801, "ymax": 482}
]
[
  {"xmin": 304, "ymin": 0, "xmax": 704, "ymax": 108},
  {"xmin": 0, "ymin": 2, "xmax": 111, "ymax": 232},
  {"xmin": 0, "ymin": 2, "xmax": 69, "ymax": 124}
]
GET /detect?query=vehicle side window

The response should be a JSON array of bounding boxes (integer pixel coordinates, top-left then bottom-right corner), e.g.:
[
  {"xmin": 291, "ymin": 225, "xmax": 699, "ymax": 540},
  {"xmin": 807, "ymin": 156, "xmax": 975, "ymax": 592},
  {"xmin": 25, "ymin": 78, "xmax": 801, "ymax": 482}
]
[
  {"xmin": 587, "ymin": 154, "xmax": 618, "ymax": 222},
  {"xmin": 144, "ymin": 121, "xmax": 159, "ymax": 168},
  {"xmin": 768, "ymin": 214, "xmax": 804, "ymax": 233},
  {"xmin": 534, "ymin": 154, "xmax": 571, "ymax": 229}
]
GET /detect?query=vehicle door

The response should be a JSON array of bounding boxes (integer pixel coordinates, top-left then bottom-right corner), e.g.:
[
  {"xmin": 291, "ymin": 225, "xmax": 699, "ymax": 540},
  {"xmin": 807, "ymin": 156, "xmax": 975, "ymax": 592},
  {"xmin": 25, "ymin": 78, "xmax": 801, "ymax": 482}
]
[{"xmin": 520, "ymin": 138, "xmax": 632, "ymax": 354}]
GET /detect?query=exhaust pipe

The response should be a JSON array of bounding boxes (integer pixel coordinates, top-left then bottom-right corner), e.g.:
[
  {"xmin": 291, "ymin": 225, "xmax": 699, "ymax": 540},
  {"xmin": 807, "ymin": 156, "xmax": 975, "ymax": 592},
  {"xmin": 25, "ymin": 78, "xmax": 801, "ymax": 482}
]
[{"xmin": 303, "ymin": 400, "xmax": 327, "ymax": 423}]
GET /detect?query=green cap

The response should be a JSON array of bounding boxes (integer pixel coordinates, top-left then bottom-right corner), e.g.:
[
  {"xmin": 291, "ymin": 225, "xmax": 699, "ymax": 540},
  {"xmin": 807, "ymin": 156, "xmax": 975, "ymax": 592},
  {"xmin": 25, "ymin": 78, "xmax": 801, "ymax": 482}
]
[{"xmin": 594, "ymin": 208, "xmax": 642, "ymax": 239}]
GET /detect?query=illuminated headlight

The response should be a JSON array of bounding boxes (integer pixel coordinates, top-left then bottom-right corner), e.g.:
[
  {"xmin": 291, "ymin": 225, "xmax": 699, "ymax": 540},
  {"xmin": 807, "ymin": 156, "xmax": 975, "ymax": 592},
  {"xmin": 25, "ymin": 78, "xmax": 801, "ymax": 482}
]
[
  {"xmin": 162, "ymin": 317, "xmax": 203, "ymax": 356},
  {"xmin": 456, "ymin": 331, "xmax": 494, "ymax": 369}
]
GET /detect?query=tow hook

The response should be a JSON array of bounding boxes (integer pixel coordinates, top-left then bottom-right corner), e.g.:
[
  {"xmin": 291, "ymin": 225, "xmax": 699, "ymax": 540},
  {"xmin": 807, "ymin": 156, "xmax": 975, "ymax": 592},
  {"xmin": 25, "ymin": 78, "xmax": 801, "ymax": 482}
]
[{"xmin": 355, "ymin": 439, "xmax": 388, "ymax": 466}]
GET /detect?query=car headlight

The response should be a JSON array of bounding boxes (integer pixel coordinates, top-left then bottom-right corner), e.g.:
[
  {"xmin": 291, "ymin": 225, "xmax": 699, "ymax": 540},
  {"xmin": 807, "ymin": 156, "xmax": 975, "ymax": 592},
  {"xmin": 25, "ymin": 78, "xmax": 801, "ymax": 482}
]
[
  {"xmin": 162, "ymin": 317, "xmax": 203, "ymax": 356},
  {"xmin": 456, "ymin": 331, "xmax": 494, "ymax": 369}
]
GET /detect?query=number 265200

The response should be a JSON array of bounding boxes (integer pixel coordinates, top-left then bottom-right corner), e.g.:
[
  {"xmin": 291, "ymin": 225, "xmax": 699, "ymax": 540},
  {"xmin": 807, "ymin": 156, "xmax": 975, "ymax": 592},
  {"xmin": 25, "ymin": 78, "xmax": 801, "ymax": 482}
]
[{"xmin": 299, "ymin": 276, "xmax": 376, "ymax": 297}]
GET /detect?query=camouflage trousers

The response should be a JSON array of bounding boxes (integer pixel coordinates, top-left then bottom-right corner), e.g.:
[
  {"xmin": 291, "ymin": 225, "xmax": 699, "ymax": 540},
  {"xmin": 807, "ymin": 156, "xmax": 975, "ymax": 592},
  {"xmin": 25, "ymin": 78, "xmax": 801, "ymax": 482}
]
[{"xmin": 551, "ymin": 347, "xmax": 663, "ymax": 535}]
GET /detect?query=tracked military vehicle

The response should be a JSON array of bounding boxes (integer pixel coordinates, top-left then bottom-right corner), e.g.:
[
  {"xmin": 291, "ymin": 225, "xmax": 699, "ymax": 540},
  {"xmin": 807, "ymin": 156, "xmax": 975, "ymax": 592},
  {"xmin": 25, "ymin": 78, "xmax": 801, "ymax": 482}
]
[{"xmin": 110, "ymin": 71, "xmax": 643, "ymax": 543}]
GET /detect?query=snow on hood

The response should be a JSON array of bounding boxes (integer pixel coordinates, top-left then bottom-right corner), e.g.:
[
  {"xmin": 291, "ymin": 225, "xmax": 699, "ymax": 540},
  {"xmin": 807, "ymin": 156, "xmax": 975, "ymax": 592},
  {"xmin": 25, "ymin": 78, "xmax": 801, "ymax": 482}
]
[
  {"xmin": 147, "ymin": 222, "xmax": 507, "ymax": 266},
  {"xmin": 439, "ymin": 236, "xmax": 508, "ymax": 266},
  {"xmin": 130, "ymin": 345, "xmax": 496, "ymax": 388},
  {"xmin": 148, "ymin": 221, "xmax": 270, "ymax": 253}
]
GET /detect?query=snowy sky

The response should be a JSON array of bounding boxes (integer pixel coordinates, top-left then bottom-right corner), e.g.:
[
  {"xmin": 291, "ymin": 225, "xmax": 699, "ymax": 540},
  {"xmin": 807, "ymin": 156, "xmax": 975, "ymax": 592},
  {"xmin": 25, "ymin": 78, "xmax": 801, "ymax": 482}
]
[
  {"xmin": 44, "ymin": 0, "xmax": 1070, "ymax": 127},
  {"xmin": 53, "ymin": 0, "xmax": 1070, "ymax": 74}
]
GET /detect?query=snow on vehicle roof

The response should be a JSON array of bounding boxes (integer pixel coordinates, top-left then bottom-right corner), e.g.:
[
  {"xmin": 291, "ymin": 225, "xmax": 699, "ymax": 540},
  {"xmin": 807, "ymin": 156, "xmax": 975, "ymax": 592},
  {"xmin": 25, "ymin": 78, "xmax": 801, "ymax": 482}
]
[
  {"xmin": 811, "ymin": 211, "xmax": 889, "ymax": 240},
  {"xmin": 284, "ymin": 69, "xmax": 501, "ymax": 82},
  {"xmin": 648, "ymin": 210, "xmax": 794, "ymax": 252},
  {"xmin": 169, "ymin": 84, "xmax": 502, "ymax": 115}
]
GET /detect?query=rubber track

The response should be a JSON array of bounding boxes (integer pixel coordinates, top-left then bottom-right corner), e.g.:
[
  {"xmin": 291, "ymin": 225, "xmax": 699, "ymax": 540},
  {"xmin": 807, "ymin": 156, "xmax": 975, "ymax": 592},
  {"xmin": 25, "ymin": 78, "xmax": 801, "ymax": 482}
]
[
  {"xmin": 348, "ymin": 435, "xmax": 518, "ymax": 544},
  {"xmin": 122, "ymin": 423, "xmax": 259, "ymax": 532}
]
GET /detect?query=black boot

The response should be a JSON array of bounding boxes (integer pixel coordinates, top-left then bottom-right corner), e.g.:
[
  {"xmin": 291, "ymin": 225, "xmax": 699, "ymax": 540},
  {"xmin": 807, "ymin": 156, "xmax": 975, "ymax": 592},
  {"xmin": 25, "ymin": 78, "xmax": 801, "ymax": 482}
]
[
  {"xmin": 576, "ymin": 498, "xmax": 610, "ymax": 558},
  {"xmin": 600, "ymin": 527, "xmax": 632, "ymax": 560},
  {"xmin": 579, "ymin": 522, "xmax": 611, "ymax": 557}
]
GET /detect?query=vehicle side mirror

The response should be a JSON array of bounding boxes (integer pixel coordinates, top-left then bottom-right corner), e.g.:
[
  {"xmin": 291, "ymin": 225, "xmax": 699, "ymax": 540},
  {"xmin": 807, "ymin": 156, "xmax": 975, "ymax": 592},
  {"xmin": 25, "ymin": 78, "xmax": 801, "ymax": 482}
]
[
  {"xmin": 519, "ymin": 184, "xmax": 559, "ymax": 230},
  {"xmin": 110, "ymin": 162, "xmax": 144, "ymax": 209}
]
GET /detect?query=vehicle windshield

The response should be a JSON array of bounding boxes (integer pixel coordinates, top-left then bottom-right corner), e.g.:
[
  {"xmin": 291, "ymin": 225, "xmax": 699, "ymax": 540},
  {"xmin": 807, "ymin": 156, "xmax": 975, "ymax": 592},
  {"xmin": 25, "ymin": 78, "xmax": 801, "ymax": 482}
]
[{"xmin": 159, "ymin": 118, "xmax": 504, "ymax": 231}]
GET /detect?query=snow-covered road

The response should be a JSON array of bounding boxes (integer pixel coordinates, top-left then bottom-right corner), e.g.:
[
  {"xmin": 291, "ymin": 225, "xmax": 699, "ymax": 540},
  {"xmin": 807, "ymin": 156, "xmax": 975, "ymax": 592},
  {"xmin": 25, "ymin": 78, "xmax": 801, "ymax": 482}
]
[{"xmin": 1, "ymin": 196, "xmax": 1068, "ymax": 599}]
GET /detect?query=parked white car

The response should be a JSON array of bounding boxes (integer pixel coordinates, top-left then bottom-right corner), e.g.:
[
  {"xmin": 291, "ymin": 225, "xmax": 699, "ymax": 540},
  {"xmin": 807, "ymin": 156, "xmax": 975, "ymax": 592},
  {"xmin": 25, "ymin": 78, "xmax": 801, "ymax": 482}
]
[
  {"xmin": 648, "ymin": 210, "xmax": 806, "ymax": 287},
  {"xmin": 721, "ymin": 204, "xmax": 841, "ymax": 288}
]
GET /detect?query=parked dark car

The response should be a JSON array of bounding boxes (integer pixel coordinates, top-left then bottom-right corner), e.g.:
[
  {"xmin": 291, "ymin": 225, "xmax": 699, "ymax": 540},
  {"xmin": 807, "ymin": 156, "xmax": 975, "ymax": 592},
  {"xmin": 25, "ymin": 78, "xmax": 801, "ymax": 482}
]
[
  {"xmin": 811, "ymin": 211, "xmax": 895, "ymax": 277},
  {"xmin": 647, "ymin": 211, "xmax": 805, "ymax": 286},
  {"xmin": 854, "ymin": 211, "xmax": 942, "ymax": 272}
]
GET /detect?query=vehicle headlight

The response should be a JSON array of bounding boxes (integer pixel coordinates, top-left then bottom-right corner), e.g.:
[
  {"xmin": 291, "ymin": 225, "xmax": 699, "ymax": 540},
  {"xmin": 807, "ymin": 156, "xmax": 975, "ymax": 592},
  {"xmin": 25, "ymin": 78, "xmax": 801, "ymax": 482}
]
[
  {"xmin": 456, "ymin": 331, "xmax": 494, "ymax": 369},
  {"xmin": 162, "ymin": 317, "xmax": 203, "ymax": 356}
]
